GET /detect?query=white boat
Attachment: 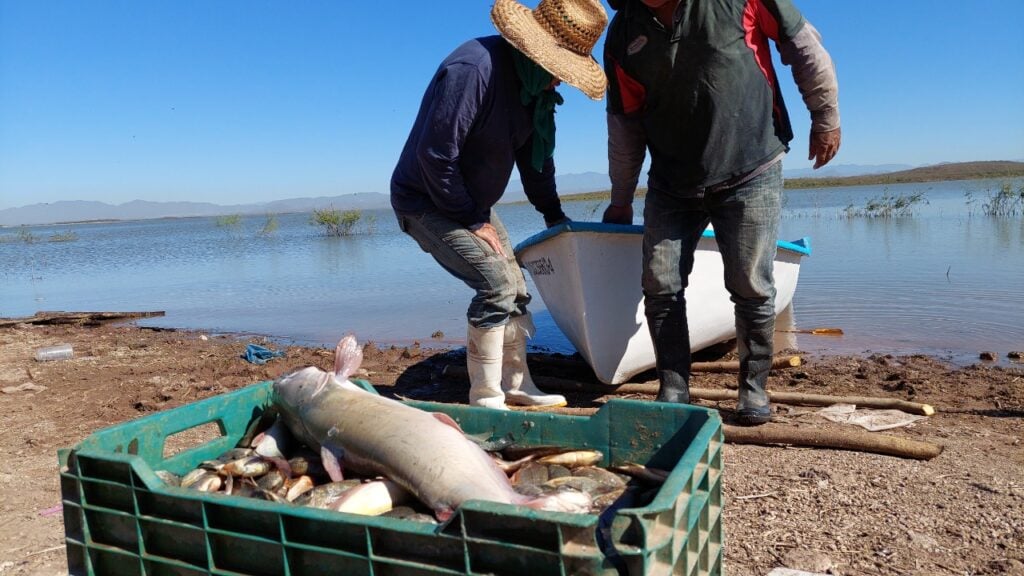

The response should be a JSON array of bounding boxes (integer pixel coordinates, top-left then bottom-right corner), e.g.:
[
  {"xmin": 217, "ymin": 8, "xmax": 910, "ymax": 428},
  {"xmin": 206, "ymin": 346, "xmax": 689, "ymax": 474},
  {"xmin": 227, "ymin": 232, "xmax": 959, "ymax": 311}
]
[{"xmin": 514, "ymin": 222, "xmax": 811, "ymax": 385}]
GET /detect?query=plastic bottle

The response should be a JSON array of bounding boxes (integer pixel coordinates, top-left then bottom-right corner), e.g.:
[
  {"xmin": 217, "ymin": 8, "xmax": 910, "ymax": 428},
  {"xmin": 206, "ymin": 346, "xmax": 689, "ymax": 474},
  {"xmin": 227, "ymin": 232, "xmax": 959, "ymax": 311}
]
[{"xmin": 34, "ymin": 344, "xmax": 74, "ymax": 362}]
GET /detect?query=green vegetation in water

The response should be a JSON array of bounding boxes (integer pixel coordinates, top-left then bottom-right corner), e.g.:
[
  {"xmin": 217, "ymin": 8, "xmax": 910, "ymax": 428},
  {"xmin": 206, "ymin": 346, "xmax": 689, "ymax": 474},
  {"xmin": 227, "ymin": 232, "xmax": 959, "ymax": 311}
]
[
  {"xmin": 216, "ymin": 214, "xmax": 242, "ymax": 229},
  {"xmin": 17, "ymin": 227, "xmax": 36, "ymax": 244},
  {"xmin": 842, "ymin": 190, "xmax": 927, "ymax": 219},
  {"xmin": 311, "ymin": 207, "xmax": 362, "ymax": 236},
  {"xmin": 0, "ymin": 228, "xmax": 78, "ymax": 243},
  {"xmin": 258, "ymin": 214, "xmax": 279, "ymax": 237},
  {"xmin": 48, "ymin": 230, "xmax": 79, "ymax": 243},
  {"xmin": 965, "ymin": 182, "xmax": 1024, "ymax": 217}
]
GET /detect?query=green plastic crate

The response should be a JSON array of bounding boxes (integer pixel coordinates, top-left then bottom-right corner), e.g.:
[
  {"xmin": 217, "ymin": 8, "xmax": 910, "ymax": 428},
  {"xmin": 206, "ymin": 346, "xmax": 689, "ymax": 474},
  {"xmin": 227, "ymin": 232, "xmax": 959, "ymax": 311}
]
[{"xmin": 59, "ymin": 380, "xmax": 723, "ymax": 575}]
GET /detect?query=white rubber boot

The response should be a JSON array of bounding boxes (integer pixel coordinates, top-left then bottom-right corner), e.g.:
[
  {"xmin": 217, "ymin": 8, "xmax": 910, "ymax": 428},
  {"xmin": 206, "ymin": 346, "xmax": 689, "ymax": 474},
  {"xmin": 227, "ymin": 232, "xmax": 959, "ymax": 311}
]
[
  {"xmin": 467, "ymin": 324, "xmax": 508, "ymax": 410},
  {"xmin": 502, "ymin": 313, "xmax": 567, "ymax": 407}
]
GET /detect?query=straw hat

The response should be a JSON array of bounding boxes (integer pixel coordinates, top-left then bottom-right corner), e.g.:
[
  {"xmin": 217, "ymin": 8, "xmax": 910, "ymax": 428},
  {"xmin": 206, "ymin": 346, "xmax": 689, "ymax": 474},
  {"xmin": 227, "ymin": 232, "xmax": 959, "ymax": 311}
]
[{"xmin": 491, "ymin": 0, "xmax": 608, "ymax": 100}]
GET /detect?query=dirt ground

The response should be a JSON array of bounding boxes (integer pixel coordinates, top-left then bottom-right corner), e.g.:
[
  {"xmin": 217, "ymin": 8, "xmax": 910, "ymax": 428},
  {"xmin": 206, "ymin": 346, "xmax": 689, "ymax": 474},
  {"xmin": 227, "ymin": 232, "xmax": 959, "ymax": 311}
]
[{"xmin": 0, "ymin": 321, "xmax": 1021, "ymax": 576}]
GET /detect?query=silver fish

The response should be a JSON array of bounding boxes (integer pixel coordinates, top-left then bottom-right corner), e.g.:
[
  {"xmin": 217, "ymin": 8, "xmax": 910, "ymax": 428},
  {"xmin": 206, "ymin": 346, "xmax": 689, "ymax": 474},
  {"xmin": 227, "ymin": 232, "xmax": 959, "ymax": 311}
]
[
  {"xmin": 220, "ymin": 455, "xmax": 273, "ymax": 478},
  {"xmin": 537, "ymin": 450, "xmax": 603, "ymax": 468},
  {"xmin": 296, "ymin": 480, "xmax": 363, "ymax": 509},
  {"xmin": 182, "ymin": 470, "xmax": 222, "ymax": 492},
  {"xmin": 331, "ymin": 479, "xmax": 410, "ymax": 516},
  {"xmin": 154, "ymin": 470, "xmax": 181, "ymax": 487},
  {"xmin": 252, "ymin": 420, "xmax": 293, "ymax": 460},
  {"xmin": 284, "ymin": 475, "xmax": 316, "ymax": 502},
  {"xmin": 272, "ymin": 334, "xmax": 591, "ymax": 521}
]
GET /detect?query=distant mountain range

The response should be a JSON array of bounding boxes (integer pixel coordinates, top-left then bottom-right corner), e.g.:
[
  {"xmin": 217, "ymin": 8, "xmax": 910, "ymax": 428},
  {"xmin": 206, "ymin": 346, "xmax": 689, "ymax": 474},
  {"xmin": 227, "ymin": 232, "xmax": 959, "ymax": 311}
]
[
  {"xmin": 781, "ymin": 163, "xmax": 914, "ymax": 179},
  {"xmin": 4, "ymin": 162, "xmax": 1020, "ymax": 226},
  {"xmin": 785, "ymin": 160, "xmax": 1024, "ymax": 189},
  {"xmin": 0, "ymin": 193, "xmax": 392, "ymax": 227}
]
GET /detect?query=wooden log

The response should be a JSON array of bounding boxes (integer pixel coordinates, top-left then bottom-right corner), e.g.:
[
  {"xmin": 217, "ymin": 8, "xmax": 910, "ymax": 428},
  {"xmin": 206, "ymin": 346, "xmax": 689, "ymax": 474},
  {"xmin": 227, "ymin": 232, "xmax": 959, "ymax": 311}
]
[
  {"xmin": 0, "ymin": 310, "xmax": 165, "ymax": 328},
  {"xmin": 442, "ymin": 354, "xmax": 801, "ymax": 388},
  {"xmin": 510, "ymin": 406, "xmax": 943, "ymax": 461},
  {"xmin": 529, "ymin": 354, "xmax": 801, "ymax": 374},
  {"xmin": 691, "ymin": 389, "xmax": 936, "ymax": 417},
  {"xmin": 691, "ymin": 355, "xmax": 802, "ymax": 373},
  {"xmin": 722, "ymin": 424, "xmax": 944, "ymax": 461},
  {"xmin": 443, "ymin": 364, "xmax": 935, "ymax": 416}
]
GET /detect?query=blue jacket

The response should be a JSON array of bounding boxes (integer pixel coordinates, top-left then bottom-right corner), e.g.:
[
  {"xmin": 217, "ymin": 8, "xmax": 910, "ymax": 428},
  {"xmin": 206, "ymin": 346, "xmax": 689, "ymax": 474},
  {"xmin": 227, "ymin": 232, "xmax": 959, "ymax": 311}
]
[{"xmin": 390, "ymin": 36, "xmax": 566, "ymax": 229}]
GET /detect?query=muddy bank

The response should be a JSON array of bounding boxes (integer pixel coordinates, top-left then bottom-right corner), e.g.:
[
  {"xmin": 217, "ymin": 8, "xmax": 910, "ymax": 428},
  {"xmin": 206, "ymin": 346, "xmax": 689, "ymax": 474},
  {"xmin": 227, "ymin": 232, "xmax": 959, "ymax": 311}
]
[{"xmin": 0, "ymin": 322, "xmax": 1021, "ymax": 575}]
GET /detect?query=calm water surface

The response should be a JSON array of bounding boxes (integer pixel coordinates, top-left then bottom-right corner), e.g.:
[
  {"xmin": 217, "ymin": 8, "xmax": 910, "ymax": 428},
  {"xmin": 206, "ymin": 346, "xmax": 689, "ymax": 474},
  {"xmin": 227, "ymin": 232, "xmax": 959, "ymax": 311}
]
[{"xmin": 2, "ymin": 178, "xmax": 1021, "ymax": 366}]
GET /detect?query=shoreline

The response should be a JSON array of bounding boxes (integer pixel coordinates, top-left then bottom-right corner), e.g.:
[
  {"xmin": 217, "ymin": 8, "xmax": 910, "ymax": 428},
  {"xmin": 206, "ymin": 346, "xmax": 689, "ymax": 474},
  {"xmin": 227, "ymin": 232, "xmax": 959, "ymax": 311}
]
[{"xmin": 1, "ymin": 321, "xmax": 1021, "ymax": 575}]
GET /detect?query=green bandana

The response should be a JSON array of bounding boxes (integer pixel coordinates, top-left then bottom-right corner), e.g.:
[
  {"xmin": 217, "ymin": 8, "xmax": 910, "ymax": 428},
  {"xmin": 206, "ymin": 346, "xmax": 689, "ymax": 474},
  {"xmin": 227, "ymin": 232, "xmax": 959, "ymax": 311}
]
[{"xmin": 511, "ymin": 49, "xmax": 564, "ymax": 172}]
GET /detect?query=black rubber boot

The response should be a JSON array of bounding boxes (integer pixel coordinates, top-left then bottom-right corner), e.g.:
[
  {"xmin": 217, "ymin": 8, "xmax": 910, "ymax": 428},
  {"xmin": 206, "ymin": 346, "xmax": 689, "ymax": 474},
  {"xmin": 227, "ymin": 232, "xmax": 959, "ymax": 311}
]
[
  {"xmin": 734, "ymin": 320, "xmax": 774, "ymax": 425},
  {"xmin": 647, "ymin": 298, "xmax": 691, "ymax": 404},
  {"xmin": 735, "ymin": 405, "xmax": 771, "ymax": 426},
  {"xmin": 656, "ymin": 373, "xmax": 690, "ymax": 404}
]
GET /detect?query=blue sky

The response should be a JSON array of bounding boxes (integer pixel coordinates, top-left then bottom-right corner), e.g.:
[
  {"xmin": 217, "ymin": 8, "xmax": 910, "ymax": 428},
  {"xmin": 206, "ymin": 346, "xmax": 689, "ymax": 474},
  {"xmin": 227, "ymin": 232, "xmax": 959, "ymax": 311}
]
[{"xmin": 1, "ymin": 1, "xmax": 1022, "ymax": 210}]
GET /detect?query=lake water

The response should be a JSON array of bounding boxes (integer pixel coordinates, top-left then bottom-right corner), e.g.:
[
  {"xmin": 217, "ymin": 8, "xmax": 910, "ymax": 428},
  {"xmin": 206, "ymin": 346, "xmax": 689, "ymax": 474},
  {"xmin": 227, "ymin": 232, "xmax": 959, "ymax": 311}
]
[{"xmin": 2, "ymin": 178, "xmax": 1022, "ymax": 366}]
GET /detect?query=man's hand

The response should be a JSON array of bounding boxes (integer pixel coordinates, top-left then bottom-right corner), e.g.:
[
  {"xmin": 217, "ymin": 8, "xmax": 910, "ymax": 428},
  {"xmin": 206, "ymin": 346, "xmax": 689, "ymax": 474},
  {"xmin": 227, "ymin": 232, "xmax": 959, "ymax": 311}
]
[
  {"xmin": 809, "ymin": 127, "xmax": 841, "ymax": 169},
  {"xmin": 472, "ymin": 223, "xmax": 506, "ymax": 257},
  {"xmin": 602, "ymin": 204, "xmax": 633, "ymax": 225}
]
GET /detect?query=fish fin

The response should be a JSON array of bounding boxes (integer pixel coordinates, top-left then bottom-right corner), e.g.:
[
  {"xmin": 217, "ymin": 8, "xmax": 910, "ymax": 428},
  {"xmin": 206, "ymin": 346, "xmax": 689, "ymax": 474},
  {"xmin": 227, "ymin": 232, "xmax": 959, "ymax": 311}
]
[
  {"xmin": 431, "ymin": 412, "xmax": 463, "ymax": 432},
  {"xmin": 321, "ymin": 446, "xmax": 346, "ymax": 482},
  {"xmin": 434, "ymin": 507, "xmax": 454, "ymax": 523},
  {"xmin": 334, "ymin": 334, "xmax": 364, "ymax": 380},
  {"xmin": 267, "ymin": 457, "xmax": 292, "ymax": 479}
]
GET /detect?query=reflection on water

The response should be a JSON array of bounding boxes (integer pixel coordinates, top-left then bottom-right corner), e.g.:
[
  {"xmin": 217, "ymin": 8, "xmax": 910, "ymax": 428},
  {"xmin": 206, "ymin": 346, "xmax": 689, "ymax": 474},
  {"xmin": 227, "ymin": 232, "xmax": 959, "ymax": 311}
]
[{"xmin": 1, "ymin": 178, "xmax": 1022, "ymax": 366}]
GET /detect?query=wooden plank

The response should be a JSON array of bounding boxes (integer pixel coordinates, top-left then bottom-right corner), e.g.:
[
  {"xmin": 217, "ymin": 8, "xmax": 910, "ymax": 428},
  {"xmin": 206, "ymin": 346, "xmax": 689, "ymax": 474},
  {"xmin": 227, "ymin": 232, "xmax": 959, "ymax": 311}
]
[{"xmin": 0, "ymin": 310, "xmax": 165, "ymax": 328}]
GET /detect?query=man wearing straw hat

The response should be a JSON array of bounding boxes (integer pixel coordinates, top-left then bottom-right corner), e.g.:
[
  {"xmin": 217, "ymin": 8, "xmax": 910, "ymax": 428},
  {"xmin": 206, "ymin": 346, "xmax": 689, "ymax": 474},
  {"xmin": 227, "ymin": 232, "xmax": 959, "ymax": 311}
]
[
  {"xmin": 602, "ymin": 0, "xmax": 841, "ymax": 425},
  {"xmin": 390, "ymin": 0, "xmax": 608, "ymax": 410}
]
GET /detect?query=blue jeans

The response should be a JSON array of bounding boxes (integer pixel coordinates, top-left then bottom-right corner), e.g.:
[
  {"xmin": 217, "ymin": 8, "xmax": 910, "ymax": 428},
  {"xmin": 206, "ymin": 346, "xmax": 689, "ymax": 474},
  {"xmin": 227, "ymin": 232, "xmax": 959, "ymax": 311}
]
[
  {"xmin": 397, "ymin": 209, "xmax": 530, "ymax": 329},
  {"xmin": 642, "ymin": 162, "xmax": 782, "ymax": 410}
]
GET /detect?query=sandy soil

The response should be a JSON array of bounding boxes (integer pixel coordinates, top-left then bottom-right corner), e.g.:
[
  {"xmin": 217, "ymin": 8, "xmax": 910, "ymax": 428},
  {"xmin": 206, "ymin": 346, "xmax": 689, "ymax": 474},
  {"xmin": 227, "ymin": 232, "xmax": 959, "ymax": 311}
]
[{"xmin": 0, "ymin": 321, "xmax": 1021, "ymax": 576}]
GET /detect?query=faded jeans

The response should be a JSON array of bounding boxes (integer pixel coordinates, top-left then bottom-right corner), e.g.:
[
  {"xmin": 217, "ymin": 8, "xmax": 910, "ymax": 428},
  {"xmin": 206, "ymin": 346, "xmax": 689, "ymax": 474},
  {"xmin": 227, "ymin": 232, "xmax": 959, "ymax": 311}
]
[
  {"xmin": 397, "ymin": 209, "xmax": 530, "ymax": 329},
  {"xmin": 642, "ymin": 162, "xmax": 783, "ymax": 410}
]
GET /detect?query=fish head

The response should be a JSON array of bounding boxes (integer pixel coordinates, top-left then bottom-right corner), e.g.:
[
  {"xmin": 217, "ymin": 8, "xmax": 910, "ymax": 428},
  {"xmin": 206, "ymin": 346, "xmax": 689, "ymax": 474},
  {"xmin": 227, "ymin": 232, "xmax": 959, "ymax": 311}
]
[{"xmin": 272, "ymin": 366, "xmax": 335, "ymax": 409}]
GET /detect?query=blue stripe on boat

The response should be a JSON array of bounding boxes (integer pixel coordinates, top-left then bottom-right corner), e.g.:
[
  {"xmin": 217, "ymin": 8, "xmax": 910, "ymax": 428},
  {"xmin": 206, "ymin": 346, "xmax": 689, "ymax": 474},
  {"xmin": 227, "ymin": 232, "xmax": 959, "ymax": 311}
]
[{"xmin": 514, "ymin": 221, "xmax": 812, "ymax": 256}]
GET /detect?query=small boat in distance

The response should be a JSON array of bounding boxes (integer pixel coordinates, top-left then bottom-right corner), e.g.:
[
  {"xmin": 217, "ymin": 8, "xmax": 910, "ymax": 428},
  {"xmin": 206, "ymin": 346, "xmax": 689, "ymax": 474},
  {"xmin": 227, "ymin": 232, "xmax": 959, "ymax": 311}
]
[{"xmin": 515, "ymin": 222, "xmax": 811, "ymax": 385}]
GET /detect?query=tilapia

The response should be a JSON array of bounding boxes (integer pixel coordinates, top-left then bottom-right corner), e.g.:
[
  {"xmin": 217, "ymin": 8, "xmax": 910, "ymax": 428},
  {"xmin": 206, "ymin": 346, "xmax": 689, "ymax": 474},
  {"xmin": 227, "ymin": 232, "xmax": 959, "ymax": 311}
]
[{"xmin": 272, "ymin": 334, "xmax": 590, "ymax": 521}]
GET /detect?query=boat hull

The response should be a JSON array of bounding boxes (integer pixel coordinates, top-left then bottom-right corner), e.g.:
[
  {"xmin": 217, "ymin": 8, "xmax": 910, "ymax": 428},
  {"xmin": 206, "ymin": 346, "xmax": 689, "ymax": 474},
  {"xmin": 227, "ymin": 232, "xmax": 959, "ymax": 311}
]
[{"xmin": 515, "ymin": 222, "xmax": 810, "ymax": 385}]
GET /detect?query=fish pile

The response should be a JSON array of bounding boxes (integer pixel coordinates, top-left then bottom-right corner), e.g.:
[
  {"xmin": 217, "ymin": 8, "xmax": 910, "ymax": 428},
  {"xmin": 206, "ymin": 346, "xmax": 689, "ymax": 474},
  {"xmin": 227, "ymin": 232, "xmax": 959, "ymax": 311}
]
[{"xmin": 156, "ymin": 335, "xmax": 671, "ymax": 522}]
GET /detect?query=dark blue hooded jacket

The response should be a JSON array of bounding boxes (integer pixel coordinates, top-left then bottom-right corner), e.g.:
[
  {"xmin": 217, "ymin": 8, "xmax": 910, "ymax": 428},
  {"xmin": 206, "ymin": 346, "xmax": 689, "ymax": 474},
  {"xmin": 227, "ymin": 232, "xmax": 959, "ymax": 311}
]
[{"xmin": 390, "ymin": 36, "xmax": 566, "ymax": 229}]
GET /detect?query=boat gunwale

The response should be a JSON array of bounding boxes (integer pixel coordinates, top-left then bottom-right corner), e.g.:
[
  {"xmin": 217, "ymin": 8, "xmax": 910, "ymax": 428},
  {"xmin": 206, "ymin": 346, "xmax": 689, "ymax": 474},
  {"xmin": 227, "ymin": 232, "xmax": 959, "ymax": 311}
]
[{"xmin": 513, "ymin": 221, "xmax": 811, "ymax": 257}]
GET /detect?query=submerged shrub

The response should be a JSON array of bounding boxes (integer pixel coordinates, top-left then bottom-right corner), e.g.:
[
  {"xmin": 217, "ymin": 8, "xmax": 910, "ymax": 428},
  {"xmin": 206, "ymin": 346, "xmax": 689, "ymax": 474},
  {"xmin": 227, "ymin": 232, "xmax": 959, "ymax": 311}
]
[
  {"xmin": 216, "ymin": 214, "xmax": 242, "ymax": 229},
  {"xmin": 981, "ymin": 182, "xmax": 1024, "ymax": 217},
  {"xmin": 258, "ymin": 214, "xmax": 279, "ymax": 237},
  {"xmin": 842, "ymin": 190, "xmax": 927, "ymax": 219},
  {"xmin": 311, "ymin": 207, "xmax": 361, "ymax": 236},
  {"xmin": 48, "ymin": 231, "xmax": 78, "ymax": 242}
]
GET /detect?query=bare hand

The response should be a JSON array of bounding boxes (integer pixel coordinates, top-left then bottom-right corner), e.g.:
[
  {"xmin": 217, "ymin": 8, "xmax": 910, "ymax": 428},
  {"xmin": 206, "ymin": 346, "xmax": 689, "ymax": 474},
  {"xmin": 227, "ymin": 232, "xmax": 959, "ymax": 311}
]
[
  {"xmin": 809, "ymin": 127, "xmax": 841, "ymax": 169},
  {"xmin": 602, "ymin": 204, "xmax": 633, "ymax": 225},
  {"xmin": 472, "ymin": 223, "xmax": 506, "ymax": 257}
]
